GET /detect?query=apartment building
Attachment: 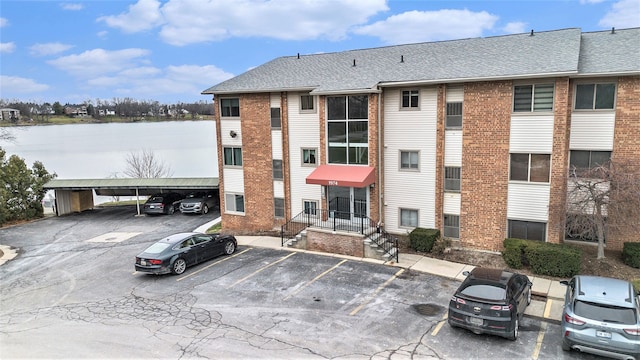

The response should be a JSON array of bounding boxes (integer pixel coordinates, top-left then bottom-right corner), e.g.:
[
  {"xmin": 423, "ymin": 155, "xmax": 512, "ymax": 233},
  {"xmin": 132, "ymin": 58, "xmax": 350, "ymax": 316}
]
[{"xmin": 202, "ymin": 27, "xmax": 640, "ymax": 252}]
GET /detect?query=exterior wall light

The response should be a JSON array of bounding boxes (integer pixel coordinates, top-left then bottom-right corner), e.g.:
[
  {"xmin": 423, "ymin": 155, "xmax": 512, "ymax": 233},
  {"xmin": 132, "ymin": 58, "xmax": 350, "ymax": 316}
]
[{"xmin": 229, "ymin": 130, "xmax": 237, "ymax": 138}]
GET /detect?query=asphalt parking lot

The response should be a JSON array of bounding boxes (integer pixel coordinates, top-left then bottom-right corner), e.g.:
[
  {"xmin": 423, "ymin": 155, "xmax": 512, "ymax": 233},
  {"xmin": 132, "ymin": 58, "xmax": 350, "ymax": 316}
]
[{"xmin": 0, "ymin": 206, "xmax": 598, "ymax": 359}]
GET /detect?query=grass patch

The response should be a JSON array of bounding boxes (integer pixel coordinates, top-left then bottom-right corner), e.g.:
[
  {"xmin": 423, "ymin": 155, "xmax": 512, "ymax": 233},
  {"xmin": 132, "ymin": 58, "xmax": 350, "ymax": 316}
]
[
  {"xmin": 98, "ymin": 200, "xmax": 146, "ymax": 206},
  {"xmin": 206, "ymin": 222, "xmax": 222, "ymax": 233}
]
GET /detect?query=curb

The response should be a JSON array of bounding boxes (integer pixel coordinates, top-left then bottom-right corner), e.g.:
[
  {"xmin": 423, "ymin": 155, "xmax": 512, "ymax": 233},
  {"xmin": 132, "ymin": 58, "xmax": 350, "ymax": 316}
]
[{"xmin": 0, "ymin": 245, "xmax": 18, "ymax": 266}]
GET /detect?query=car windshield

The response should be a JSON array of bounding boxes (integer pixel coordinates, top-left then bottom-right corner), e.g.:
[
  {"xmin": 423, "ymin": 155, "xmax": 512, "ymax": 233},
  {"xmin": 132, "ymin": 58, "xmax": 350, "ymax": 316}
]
[
  {"xmin": 574, "ymin": 300, "xmax": 637, "ymax": 325},
  {"xmin": 148, "ymin": 196, "xmax": 163, "ymax": 202},
  {"xmin": 186, "ymin": 193, "xmax": 203, "ymax": 198},
  {"xmin": 460, "ymin": 284, "xmax": 506, "ymax": 301},
  {"xmin": 143, "ymin": 242, "xmax": 171, "ymax": 254}
]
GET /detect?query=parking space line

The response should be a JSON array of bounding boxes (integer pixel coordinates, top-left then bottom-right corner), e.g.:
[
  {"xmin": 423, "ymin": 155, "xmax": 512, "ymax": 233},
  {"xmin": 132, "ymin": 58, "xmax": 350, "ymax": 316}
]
[
  {"xmin": 228, "ymin": 252, "xmax": 297, "ymax": 288},
  {"xmin": 532, "ymin": 321, "xmax": 547, "ymax": 359},
  {"xmin": 431, "ymin": 313, "xmax": 448, "ymax": 336},
  {"xmin": 349, "ymin": 268, "xmax": 405, "ymax": 316},
  {"xmin": 176, "ymin": 248, "xmax": 252, "ymax": 282},
  {"xmin": 282, "ymin": 259, "xmax": 347, "ymax": 301}
]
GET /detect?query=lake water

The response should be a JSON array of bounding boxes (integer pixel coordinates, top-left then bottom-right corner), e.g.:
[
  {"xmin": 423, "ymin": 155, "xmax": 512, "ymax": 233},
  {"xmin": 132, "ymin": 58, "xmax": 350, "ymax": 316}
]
[{"xmin": 1, "ymin": 120, "xmax": 217, "ymax": 204}]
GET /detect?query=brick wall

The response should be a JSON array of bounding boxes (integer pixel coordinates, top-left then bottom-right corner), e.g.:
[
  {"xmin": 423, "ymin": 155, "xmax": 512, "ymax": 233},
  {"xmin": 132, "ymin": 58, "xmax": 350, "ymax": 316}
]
[
  {"xmin": 306, "ymin": 229, "xmax": 364, "ymax": 257},
  {"xmin": 460, "ymin": 81, "xmax": 512, "ymax": 251},
  {"xmin": 368, "ymin": 93, "xmax": 380, "ymax": 224}
]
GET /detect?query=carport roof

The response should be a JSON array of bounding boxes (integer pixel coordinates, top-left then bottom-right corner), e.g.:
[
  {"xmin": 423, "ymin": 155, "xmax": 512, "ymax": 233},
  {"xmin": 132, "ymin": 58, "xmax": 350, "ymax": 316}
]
[{"xmin": 44, "ymin": 177, "xmax": 219, "ymax": 191}]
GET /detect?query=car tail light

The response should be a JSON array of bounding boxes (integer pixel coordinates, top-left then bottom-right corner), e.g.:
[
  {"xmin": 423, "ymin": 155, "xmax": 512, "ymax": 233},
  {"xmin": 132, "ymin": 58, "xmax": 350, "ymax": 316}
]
[
  {"xmin": 624, "ymin": 328, "xmax": 639, "ymax": 336},
  {"xmin": 490, "ymin": 305, "xmax": 512, "ymax": 311},
  {"xmin": 564, "ymin": 313, "xmax": 585, "ymax": 325},
  {"xmin": 149, "ymin": 259, "xmax": 162, "ymax": 265},
  {"xmin": 451, "ymin": 296, "xmax": 466, "ymax": 304}
]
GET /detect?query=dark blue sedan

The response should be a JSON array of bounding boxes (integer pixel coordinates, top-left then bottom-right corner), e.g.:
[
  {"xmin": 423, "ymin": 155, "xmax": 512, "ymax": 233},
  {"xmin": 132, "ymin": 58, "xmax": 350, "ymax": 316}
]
[{"xmin": 135, "ymin": 232, "xmax": 237, "ymax": 275}]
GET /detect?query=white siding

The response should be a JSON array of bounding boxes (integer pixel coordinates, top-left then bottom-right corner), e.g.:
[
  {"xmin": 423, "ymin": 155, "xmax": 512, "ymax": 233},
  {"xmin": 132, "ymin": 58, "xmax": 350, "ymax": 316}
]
[
  {"xmin": 446, "ymin": 86, "xmax": 464, "ymax": 102},
  {"xmin": 444, "ymin": 130, "xmax": 462, "ymax": 166},
  {"xmin": 223, "ymin": 168, "xmax": 244, "ymax": 193},
  {"xmin": 384, "ymin": 87, "xmax": 438, "ymax": 233},
  {"xmin": 271, "ymin": 130, "xmax": 283, "ymax": 159},
  {"xmin": 220, "ymin": 120, "xmax": 242, "ymax": 146},
  {"xmin": 443, "ymin": 193, "xmax": 461, "ymax": 215},
  {"xmin": 287, "ymin": 92, "xmax": 321, "ymax": 215},
  {"xmin": 507, "ymin": 183, "xmax": 550, "ymax": 221},
  {"xmin": 569, "ymin": 112, "xmax": 615, "ymax": 150},
  {"xmin": 270, "ymin": 93, "xmax": 281, "ymax": 107},
  {"xmin": 510, "ymin": 115, "xmax": 554, "ymax": 153}
]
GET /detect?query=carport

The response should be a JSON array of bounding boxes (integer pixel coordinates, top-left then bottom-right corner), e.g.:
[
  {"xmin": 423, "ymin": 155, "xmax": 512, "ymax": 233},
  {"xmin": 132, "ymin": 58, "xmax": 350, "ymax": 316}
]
[{"xmin": 44, "ymin": 177, "xmax": 219, "ymax": 216}]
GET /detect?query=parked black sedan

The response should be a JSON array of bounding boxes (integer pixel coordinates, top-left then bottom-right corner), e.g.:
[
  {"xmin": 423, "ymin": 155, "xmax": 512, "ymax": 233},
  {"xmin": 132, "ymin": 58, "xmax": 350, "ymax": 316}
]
[
  {"xmin": 142, "ymin": 192, "xmax": 184, "ymax": 215},
  {"xmin": 448, "ymin": 267, "xmax": 532, "ymax": 340},
  {"xmin": 135, "ymin": 232, "xmax": 237, "ymax": 275}
]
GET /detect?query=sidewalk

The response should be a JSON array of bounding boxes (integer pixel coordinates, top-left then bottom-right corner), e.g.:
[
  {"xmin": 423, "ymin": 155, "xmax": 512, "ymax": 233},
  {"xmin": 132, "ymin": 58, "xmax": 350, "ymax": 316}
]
[{"xmin": 233, "ymin": 234, "xmax": 565, "ymax": 325}]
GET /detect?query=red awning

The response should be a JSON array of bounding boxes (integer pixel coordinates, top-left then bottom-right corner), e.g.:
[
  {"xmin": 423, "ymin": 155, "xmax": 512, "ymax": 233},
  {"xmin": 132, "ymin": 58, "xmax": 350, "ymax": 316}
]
[{"xmin": 306, "ymin": 165, "xmax": 376, "ymax": 188}]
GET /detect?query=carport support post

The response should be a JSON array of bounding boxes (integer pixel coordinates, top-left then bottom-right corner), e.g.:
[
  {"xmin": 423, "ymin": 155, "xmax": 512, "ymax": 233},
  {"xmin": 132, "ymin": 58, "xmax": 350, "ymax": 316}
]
[{"xmin": 135, "ymin": 187, "xmax": 141, "ymax": 216}]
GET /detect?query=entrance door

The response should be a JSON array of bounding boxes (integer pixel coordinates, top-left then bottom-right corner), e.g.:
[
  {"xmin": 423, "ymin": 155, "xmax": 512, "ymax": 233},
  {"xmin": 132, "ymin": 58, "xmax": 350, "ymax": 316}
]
[{"xmin": 327, "ymin": 186, "xmax": 368, "ymax": 221}]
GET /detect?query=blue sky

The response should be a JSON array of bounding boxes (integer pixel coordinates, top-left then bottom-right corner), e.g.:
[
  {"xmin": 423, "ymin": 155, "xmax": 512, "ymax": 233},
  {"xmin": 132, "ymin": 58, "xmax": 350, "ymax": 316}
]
[{"xmin": 1, "ymin": 0, "xmax": 639, "ymax": 105}]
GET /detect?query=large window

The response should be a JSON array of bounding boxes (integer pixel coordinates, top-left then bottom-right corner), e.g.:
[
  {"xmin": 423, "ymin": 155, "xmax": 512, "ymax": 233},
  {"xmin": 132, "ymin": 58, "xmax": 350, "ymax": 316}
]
[
  {"xmin": 400, "ymin": 151, "xmax": 419, "ymax": 170},
  {"xmin": 302, "ymin": 148, "xmax": 317, "ymax": 166},
  {"xmin": 443, "ymin": 214, "xmax": 460, "ymax": 239},
  {"xmin": 400, "ymin": 208, "xmax": 418, "ymax": 228},
  {"xmin": 300, "ymin": 94, "xmax": 315, "ymax": 112},
  {"xmin": 327, "ymin": 95, "xmax": 368, "ymax": 165},
  {"xmin": 508, "ymin": 220, "xmax": 546, "ymax": 241},
  {"xmin": 223, "ymin": 147, "xmax": 242, "ymax": 166},
  {"xmin": 270, "ymin": 108, "xmax": 281, "ymax": 129},
  {"xmin": 401, "ymin": 90, "xmax": 419, "ymax": 109},
  {"xmin": 575, "ymin": 83, "xmax": 616, "ymax": 110},
  {"xmin": 446, "ymin": 102, "xmax": 462, "ymax": 128},
  {"xmin": 513, "ymin": 84, "xmax": 554, "ymax": 112},
  {"xmin": 272, "ymin": 160, "xmax": 283, "ymax": 180},
  {"xmin": 225, "ymin": 193, "xmax": 245, "ymax": 213},
  {"xmin": 570, "ymin": 150, "xmax": 611, "ymax": 171},
  {"xmin": 510, "ymin": 153, "xmax": 550, "ymax": 183},
  {"xmin": 274, "ymin": 198, "xmax": 285, "ymax": 218},
  {"xmin": 444, "ymin": 167, "xmax": 461, "ymax": 191},
  {"xmin": 220, "ymin": 98, "xmax": 239, "ymax": 117},
  {"xmin": 303, "ymin": 200, "xmax": 318, "ymax": 215}
]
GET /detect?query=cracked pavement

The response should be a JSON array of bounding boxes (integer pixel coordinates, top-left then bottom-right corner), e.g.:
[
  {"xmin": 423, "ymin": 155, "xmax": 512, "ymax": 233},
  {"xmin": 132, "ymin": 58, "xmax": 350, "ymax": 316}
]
[{"xmin": 0, "ymin": 206, "xmax": 584, "ymax": 359}]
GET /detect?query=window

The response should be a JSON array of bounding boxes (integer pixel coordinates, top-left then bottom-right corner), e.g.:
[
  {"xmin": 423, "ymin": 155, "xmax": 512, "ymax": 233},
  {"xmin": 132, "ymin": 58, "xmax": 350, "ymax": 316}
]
[
  {"xmin": 570, "ymin": 150, "xmax": 611, "ymax": 171},
  {"xmin": 444, "ymin": 167, "xmax": 461, "ymax": 191},
  {"xmin": 327, "ymin": 95, "xmax": 368, "ymax": 165},
  {"xmin": 508, "ymin": 220, "xmax": 546, "ymax": 241},
  {"xmin": 220, "ymin": 98, "xmax": 239, "ymax": 117},
  {"xmin": 302, "ymin": 148, "xmax": 317, "ymax": 166},
  {"xmin": 300, "ymin": 94, "xmax": 315, "ymax": 112},
  {"xmin": 400, "ymin": 151, "xmax": 419, "ymax": 170},
  {"xmin": 400, "ymin": 208, "xmax": 418, "ymax": 228},
  {"xmin": 223, "ymin": 147, "xmax": 242, "ymax": 166},
  {"xmin": 443, "ymin": 214, "xmax": 460, "ymax": 238},
  {"xmin": 446, "ymin": 102, "xmax": 462, "ymax": 128},
  {"xmin": 303, "ymin": 200, "xmax": 318, "ymax": 215},
  {"xmin": 225, "ymin": 193, "xmax": 245, "ymax": 213},
  {"xmin": 513, "ymin": 84, "xmax": 554, "ymax": 112},
  {"xmin": 401, "ymin": 90, "xmax": 419, "ymax": 109},
  {"xmin": 510, "ymin": 153, "xmax": 550, "ymax": 183},
  {"xmin": 575, "ymin": 83, "xmax": 616, "ymax": 110},
  {"xmin": 270, "ymin": 108, "xmax": 281, "ymax": 128},
  {"xmin": 274, "ymin": 198, "xmax": 285, "ymax": 218},
  {"xmin": 272, "ymin": 160, "xmax": 283, "ymax": 180}
]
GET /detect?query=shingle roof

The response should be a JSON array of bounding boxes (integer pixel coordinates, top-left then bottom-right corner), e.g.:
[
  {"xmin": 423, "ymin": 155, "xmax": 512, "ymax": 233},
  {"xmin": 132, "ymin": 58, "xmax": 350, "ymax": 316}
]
[{"xmin": 203, "ymin": 28, "xmax": 640, "ymax": 95}]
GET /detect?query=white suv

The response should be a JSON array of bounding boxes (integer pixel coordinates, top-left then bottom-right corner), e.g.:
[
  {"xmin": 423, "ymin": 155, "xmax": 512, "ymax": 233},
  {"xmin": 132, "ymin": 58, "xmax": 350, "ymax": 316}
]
[{"xmin": 560, "ymin": 275, "xmax": 640, "ymax": 360}]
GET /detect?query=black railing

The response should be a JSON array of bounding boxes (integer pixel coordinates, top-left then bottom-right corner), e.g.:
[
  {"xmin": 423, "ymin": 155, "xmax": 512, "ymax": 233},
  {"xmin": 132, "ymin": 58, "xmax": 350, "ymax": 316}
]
[
  {"xmin": 371, "ymin": 229, "xmax": 399, "ymax": 263},
  {"xmin": 281, "ymin": 209, "xmax": 377, "ymax": 246}
]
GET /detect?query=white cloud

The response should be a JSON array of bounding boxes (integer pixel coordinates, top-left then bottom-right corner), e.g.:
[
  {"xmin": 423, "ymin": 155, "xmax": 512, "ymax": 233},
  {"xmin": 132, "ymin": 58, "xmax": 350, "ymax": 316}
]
[
  {"xmin": 97, "ymin": 0, "xmax": 164, "ymax": 33},
  {"xmin": 47, "ymin": 48, "xmax": 151, "ymax": 78},
  {"xmin": 0, "ymin": 75, "xmax": 50, "ymax": 93},
  {"xmin": 0, "ymin": 42, "xmax": 16, "ymax": 53},
  {"xmin": 0, "ymin": 17, "xmax": 8, "ymax": 27},
  {"xmin": 580, "ymin": 0, "xmax": 606, "ymax": 4},
  {"xmin": 29, "ymin": 42, "xmax": 74, "ymax": 56},
  {"xmin": 60, "ymin": 3, "xmax": 84, "ymax": 11},
  {"xmin": 503, "ymin": 22, "xmax": 527, "ymax": 34},
  {"xmin": 599, "ymin": 0, "xmax": 640, "ymax": 28},
  {"xmin": 353, "ymin": 9, "xmax": 498, "ymax": 45},
  {"xmin": 97, "ymin": 30, "xmax": 108, "ymax": 39}
]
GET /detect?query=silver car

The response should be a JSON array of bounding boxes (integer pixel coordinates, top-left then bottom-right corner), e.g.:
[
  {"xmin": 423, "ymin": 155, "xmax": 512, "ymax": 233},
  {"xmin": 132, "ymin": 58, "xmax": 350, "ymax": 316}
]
[{"xmin": 560, "ymin": 275, "xmax": 640, "ymax": 360}]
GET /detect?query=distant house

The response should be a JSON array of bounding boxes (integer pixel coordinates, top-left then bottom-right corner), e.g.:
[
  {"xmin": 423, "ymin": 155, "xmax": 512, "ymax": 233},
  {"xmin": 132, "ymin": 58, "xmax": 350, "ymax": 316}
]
[
  {"xmin": 0, "ymin": 108, "xmax": 21, "ymax": 122},
  {"xmin": 64, "ymin": 106, "xmax": 89, "ymax": 117}
]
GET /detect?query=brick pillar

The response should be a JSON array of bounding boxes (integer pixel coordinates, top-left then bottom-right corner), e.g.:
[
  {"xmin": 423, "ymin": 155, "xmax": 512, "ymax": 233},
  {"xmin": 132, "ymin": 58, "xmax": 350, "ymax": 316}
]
[{"xmin": 435, "ymin": 85, "xmax": 446, "ymax": 230}]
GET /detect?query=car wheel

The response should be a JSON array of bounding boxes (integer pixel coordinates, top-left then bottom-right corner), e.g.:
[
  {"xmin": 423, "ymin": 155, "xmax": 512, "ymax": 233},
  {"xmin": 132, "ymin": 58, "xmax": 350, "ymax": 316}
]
[
  {"xmin": 202, "ymin": 204, "xmax": 209, "ymax": 214},
  {"xmin": 508, "ymin": 318, "xmax": 519, "ymax": 341},
  {"xmin": 224, "ymin": 241, "xmax": 236, "ymax": 255},
  {"xmin": 172, "ymin": 258, "xmax": 187, "ymax": 275},
  {"xmin": 526, "ymin": 286, "xmax": 532, "ymax": 305},
  {"xmin": 168, "ymin": 205, "xmax": 175, "ymax": 215}
]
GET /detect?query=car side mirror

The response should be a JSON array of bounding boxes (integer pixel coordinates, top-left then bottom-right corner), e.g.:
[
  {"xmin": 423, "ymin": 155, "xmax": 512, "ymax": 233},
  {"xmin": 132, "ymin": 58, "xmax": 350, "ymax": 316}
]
[{"xmin": 560, "ymin": 280, "xmax": 569, "ymax": 286}]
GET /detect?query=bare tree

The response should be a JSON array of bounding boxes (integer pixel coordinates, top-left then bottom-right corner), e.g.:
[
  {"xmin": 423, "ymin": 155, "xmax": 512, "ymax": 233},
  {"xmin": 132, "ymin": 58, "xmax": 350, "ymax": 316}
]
[
  {"xmin": 123, "ymin": 150, "xmax": 173, "ymax": 178},
  {"xmin": 566, "ymin": 159, "xmax": 640, "ymax": 259}
]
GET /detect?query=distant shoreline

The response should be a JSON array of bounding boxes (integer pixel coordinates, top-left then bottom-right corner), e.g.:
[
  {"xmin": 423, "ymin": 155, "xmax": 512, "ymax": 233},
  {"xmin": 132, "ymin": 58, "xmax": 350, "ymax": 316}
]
[{"xmin": 0, "ymin": 116, "xmax": 215, "ymax": 127}]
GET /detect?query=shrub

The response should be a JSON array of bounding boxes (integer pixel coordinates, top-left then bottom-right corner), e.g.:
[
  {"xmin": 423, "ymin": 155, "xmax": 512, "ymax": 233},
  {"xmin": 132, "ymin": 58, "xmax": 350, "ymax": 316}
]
[
  {"xmin": 502, "ymin": 238, "xmax": 530, "ymax": 269},
  {"xmin": 621, "ymin": 242, "xmax": 640, "ymax": 269},
  {"xmin": 525, "ymin": 243, "xmax": 582, "ymax": 277},
  {"xmin": 409, "ymin": 228, "xmax": 440, "ymax": 253},
  {"xmin": 431, "ymin": 236, "xmax": 452, "ymax": 255}
]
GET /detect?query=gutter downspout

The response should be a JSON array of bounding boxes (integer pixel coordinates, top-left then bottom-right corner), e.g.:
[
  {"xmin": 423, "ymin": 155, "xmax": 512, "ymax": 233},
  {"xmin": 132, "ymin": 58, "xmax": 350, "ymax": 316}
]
[{"xmin": 377, "ymin": 90, "xmax": 383, "ymax": 226}]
